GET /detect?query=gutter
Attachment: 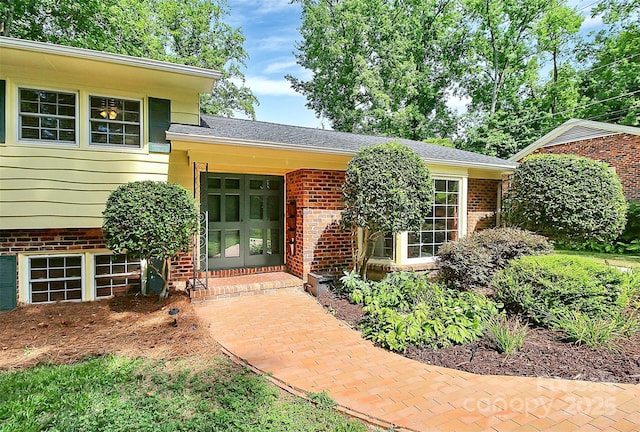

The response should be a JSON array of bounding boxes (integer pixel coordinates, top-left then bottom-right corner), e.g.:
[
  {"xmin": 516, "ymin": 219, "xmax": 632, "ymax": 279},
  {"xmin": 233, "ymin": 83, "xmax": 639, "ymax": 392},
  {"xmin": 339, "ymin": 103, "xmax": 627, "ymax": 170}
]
[
  {"xmin": 0, "ymin": 37, "xmax": 222, "ymax": 80},
  {"xmin": 166, "ymin": 131, "xmax": 517, "ymax": 172}
]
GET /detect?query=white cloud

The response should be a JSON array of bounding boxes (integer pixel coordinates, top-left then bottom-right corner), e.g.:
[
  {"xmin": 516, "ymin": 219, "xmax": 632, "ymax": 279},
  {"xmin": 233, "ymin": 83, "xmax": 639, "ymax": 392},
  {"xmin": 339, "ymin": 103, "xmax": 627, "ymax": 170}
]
[
  {"xmin": 581, "ymin": 15, "xmax": 604, "ymax": 30},
  {"xmin": 446, "ymin": 94, "xmax": 471, "ymax": 114},
  {"xmin": 264, "ymin": 60, "xmax": 298, "ymax": 74},
  {"xmin": 252, "ymin": 35, "xmax": 297, "ymax": 52},
  {"xmin": 245, "ymin": 76, "xmax": 299, "ymax": 96}
]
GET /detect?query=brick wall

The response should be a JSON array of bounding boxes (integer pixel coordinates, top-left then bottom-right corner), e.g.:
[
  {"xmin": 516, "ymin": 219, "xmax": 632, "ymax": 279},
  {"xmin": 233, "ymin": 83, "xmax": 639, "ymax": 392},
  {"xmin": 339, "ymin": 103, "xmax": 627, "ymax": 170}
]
[
  {"xmin": 285, "ymin": 169, "xmax": 352, "ymax": 280},
  {"xmin": 532, "ymin": 133, "xmax": 640, "ymax": 201},
  {"xmin": 467, "ymin": 178, "xmax": 500, "ymax": 233},
  {"xmin": 1, "ymin": 228, "xmax": 195, "ymax": 302}
]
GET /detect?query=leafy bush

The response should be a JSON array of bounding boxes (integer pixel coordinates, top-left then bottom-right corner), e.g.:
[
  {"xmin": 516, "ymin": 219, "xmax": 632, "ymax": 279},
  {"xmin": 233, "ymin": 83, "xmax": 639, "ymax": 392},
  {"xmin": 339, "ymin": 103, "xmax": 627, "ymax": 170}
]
[
  {"xmin": 484, "ymin": 315, "xmax": 528, "ymax": 355},
  {"xmin": 494, "ymin": 255, "xmax": 632, "ymax": 326},
  {"xmin": 341, "ymin": 142, "xmax": 433, "ymax": 278},
  {"xmin": 103, "ymin": 180, "xmax": 198, "ymax": 298},
  {"xmin": 555, "ymin": 201, "xmax": 640, "ymax": 254},
  {"xmin": 352, "ymin": 272, "xmax": 500, "ymax": 351},
  {"xmin": 437, "ymin": 227, "xmax": 552, "ymax": 291},
  {"xmin": 505, "ymin": 154, "xmax": 627, "ymax": 243},
  {"xmin": 551, "ymin": 310, "xmax": 639, "ymax": 348}
]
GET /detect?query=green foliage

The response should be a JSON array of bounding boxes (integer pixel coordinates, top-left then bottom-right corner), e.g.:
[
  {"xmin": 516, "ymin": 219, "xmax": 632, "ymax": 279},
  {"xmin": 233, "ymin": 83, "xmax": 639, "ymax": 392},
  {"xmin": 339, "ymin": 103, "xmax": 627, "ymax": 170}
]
[
  {"xmin": 484, "ymin": 315, "xmax": 528, "ymax": 355},
  {"xmin": 306, "ymin": 391, "xmax": 336, "ymax": 409},
  {"xmin": 352, "ymin": 272, "xmax": 500, "ymax": 352},
  {"xmin": 288, "ymin": 0, "xmax": 463, "ymax": 140},
  {"xmin": 342, "ymin": 143, "xmax": 433, "ymax": 278},
  {"xmin": 505, "ymin": 154, "xmax": 627, "ymax": 243},
  {"xmin": 102, "ymin": 181, "xmax": 198, "ymax": 298},
  {"xmin": 0, "ymin": 0, "xmax": 257, "ymax": 118},
  {"xmin": 437, "ymin": 227, "xmax": 552, "ymax": 291},
  {"xmin": 494, "ymin": 255, "xmax": 633, "ymax": 326},
  {"xmin": 551, "ymin": 310, "xmax": 640, "ymax": 348},
  {"xmin": 0, "ymin": 356, "xmax": 365, "ymax": 432}
]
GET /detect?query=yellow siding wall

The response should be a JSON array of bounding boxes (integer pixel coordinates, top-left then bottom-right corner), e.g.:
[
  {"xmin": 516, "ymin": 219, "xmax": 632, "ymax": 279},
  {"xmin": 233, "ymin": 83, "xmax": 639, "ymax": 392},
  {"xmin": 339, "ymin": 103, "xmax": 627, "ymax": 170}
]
[
  {"xmin": 0, "ymin": 146, "xmax": 169, "ymax": 229},
  {"xmin": 0, "ymin": 67, "xmax": 200, "ymax": 229}
]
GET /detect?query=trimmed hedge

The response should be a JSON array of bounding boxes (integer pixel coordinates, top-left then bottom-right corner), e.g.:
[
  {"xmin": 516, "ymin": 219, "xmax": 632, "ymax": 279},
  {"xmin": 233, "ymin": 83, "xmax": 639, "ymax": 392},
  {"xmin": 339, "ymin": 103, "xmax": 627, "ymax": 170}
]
[
  {"xmin": 505, "ymin": 154, "xmax": 627, "ymax": 243},
  {"xmin": 493, "ymin": 255, "xmax": 632, "ymax": 326},
  {"xmin": 437, "ymin": 228, "xmax": 552, "ymax": 291}
]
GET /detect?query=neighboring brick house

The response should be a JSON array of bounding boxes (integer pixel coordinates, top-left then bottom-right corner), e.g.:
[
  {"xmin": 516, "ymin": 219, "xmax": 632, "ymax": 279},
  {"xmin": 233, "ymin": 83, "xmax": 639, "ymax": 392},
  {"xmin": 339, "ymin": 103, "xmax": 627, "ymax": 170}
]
[
  {"xmin": 0, "ymin": 38, "xmax": 516, "ymax": 308},
  {"xmin": 510, "ymin": 119, "xmax": 640, "ymax": 201}
]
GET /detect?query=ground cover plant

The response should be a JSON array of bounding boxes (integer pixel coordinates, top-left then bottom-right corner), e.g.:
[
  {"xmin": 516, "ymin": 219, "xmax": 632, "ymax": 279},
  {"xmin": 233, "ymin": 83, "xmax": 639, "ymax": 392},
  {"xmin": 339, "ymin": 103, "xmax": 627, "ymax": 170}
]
[
  {"xmin": 0, "ymin": 295, "xmax": 367, "ymax": 432},
  {"xmin": 319, "ymin": 251, "xmax": 640, "ymax": 383},
  {"xmin": 341, "ymin": 271, "xmax": 499, "ymax": 351}
]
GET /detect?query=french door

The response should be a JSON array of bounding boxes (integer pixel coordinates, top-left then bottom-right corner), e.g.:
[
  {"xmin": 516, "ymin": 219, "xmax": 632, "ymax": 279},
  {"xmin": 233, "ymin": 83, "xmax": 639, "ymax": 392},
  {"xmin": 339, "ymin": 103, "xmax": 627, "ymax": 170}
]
[{"xmin": 200, "ymin": 173, "xmax": 284, "ymax": 270}]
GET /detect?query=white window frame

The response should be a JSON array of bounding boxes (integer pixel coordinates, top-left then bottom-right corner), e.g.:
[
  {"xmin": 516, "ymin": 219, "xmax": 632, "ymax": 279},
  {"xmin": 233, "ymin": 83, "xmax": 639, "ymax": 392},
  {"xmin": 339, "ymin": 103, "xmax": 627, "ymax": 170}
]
[
  {"xmin": 368, "ymin": 176, "xmax": 468, "ymax": 266},
  {"xmin": 88, "ymin": 94, "xmax": 143, "ymax": 149},
  {"xmin": 93, "ymin": 253, "xmax": 142, "ymax": 298},
  {"xmin": 16, "ymin": 86, "xmax": 79, "ymax": 147},
  {"xmin": 27, "ymin": 254, "xmax": 85, "ymax": 303}
]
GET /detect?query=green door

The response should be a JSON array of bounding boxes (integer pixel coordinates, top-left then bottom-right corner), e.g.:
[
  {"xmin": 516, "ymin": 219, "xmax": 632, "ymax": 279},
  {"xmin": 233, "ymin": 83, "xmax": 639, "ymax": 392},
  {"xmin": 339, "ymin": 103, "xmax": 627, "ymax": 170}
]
[{"xmin": 201, "ymin": 173, "xmax": 284, "ymax": 270}]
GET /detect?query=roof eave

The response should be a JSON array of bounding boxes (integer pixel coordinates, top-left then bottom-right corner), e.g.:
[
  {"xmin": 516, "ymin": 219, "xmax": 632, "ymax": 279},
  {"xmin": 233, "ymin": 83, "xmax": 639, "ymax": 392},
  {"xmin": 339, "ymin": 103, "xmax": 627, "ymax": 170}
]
[
  {"xmin": 0, "ymin": 37, "xmax": 223, "ymax": 81},
  {"xmin": 166, "ymin": 131, "xmax": 516, "ymax": 172}
]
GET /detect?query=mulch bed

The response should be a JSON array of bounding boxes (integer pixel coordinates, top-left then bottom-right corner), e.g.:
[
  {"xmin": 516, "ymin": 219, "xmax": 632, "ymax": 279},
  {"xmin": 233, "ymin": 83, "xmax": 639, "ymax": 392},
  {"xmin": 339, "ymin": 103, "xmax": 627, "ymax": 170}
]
[
  {"xmin": 0, "ymin": 293, "xmax": 218, "ymax": 371},
  {"xmin": 317, "ymin": 290, "xmax": 640, "ymax": 384}
]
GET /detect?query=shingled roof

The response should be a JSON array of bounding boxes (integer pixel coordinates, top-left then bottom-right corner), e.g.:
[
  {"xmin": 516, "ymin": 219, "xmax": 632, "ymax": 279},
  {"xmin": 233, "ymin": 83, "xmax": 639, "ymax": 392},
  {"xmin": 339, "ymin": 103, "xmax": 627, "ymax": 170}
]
[{"xmin": 167, "ymin": 115, "xmax": 517, "ymax": 170}]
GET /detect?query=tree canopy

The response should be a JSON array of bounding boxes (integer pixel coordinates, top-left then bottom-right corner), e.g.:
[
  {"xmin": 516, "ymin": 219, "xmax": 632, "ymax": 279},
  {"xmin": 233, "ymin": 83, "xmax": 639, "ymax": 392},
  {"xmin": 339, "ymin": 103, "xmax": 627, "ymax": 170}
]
[
  {"xmin": 0, "ymin": 0, "xmax": 257, "ymax": 118},
  {"xmin": 289, "ymin": 0, "xmax": 638, "ymax": 158}
]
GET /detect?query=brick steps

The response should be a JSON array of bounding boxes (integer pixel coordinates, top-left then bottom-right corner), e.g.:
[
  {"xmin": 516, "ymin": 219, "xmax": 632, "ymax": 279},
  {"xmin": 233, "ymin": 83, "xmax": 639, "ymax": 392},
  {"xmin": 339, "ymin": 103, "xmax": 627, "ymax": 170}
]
[{"xmin": 190, "ymin": 272, "xmax": 304, "ymax": 303}]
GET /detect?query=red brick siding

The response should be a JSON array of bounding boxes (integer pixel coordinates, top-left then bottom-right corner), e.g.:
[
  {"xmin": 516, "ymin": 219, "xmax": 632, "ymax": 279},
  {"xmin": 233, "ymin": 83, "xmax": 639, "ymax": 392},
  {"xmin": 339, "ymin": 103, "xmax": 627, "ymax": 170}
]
[
  {"xmin": 467, "ymin": 178, "xmax": 500, "ymax": 233},
  {"xmin": 285, "ymin": 169, "xmax": 352, "ymax": 280},
  {"xmin": 531, "ymin": 133, "xmax": 640, "ymax": 201}
]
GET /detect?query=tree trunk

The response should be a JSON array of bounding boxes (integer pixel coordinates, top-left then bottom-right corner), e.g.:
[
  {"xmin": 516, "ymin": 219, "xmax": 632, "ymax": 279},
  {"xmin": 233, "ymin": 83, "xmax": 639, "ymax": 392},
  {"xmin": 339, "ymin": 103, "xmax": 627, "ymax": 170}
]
[{"xmin": 159, "ymin": 258, "xmax": 171, "ymax": 300}]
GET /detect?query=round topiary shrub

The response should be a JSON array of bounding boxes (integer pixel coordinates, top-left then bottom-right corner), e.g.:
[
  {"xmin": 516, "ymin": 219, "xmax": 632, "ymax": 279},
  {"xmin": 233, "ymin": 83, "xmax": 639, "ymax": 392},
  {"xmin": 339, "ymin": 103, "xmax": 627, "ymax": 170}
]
[
  {"xmin": 342, "ymin": 142, "xmax": 433, "ymax": 278},
  {"xmin": 505, "ymin": 154, "xmax": 627, "ymax": 243},
  {"xmin": 437, "ymin": 227, "xmax": 552, "ymax": 292},
  {"xmin": 102, "ymin": 180, "xmax": 199, "ymax": 298}
]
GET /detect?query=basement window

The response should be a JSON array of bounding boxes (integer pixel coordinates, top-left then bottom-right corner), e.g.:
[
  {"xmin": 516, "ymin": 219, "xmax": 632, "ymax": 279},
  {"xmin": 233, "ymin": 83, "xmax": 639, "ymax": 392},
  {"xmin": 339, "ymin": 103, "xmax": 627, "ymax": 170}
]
[
  {"xmin": 94, "ymin": 254, "xmax": 142, "ymax": 298},
  {"xmin": 29, "ymin": 255, "xmax": 83, "ymax": 303}
]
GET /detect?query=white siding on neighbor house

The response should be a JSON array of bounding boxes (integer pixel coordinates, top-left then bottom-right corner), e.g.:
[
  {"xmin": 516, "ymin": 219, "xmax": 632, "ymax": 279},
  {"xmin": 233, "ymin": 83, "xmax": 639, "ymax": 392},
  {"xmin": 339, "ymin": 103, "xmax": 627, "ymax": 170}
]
[
  {"xmin": 0, "ymin": 145, "xmax": 169, "ymax": 229},
  {"xmin": 543, "ymin": 126, "xmax": 618, "ymax": 148}
]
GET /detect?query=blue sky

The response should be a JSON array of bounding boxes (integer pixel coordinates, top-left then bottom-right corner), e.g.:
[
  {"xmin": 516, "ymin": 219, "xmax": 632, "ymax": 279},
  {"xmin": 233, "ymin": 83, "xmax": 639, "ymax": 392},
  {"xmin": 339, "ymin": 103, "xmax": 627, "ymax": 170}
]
[{"xmin": 226, "ymin": 0, "xmax": 605, "ymax": 129}]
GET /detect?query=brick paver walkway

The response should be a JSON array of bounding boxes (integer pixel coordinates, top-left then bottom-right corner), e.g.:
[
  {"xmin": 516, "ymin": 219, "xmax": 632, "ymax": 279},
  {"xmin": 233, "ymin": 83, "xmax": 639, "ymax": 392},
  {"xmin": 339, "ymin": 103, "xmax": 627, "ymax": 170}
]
[{"xmin": 196, "ymin": 290, "xmax": 640, "ymax": 431}]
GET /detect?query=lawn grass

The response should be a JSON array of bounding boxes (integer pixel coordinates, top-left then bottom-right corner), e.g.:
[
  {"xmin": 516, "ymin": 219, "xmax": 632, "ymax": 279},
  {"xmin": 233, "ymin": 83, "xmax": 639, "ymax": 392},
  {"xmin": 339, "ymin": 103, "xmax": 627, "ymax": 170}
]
[
  {"xmin": 0, "ymin": 355, "xmax": 366, "ymax": 432},
  {"xmin": 554, "ymin": 250, "xmax": 640, "ymax": 269}
]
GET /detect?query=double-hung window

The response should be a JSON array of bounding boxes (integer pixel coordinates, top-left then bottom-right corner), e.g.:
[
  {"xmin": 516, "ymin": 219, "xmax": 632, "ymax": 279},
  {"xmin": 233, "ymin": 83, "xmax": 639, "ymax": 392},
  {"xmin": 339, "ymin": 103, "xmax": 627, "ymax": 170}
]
[
  {"xmin": 19, "ymin": 88, "xmax": 76, "ymax": 143},
  {"xmin": 89, "ymin": 96, "xmax": 141, "ymax": 148}
]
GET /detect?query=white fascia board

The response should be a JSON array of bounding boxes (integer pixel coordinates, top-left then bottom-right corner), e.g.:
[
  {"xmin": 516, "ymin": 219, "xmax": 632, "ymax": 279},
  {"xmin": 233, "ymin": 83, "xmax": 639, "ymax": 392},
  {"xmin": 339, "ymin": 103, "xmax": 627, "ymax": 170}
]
[
  {"xmin": 0, "ymin": 37, "xmax": 222, "ymax": 80},
  {"xmin": 166, "ymin": 131, "xmax": 517, "ymax": 172}
]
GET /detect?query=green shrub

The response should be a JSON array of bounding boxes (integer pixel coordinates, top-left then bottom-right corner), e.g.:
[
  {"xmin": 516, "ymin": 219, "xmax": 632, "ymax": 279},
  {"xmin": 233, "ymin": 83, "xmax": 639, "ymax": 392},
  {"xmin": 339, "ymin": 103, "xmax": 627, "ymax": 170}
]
[
  {"xmin": 355, "ymin": 272, "xmax": 500, "ymax": 351},
  {"xmin": 437, "ymin": 228, "xmax": 552, "ymax": 291},
  {"xmin": 504, "ymin": 154, "xmax": 627, "ymax": 243},
  {"xmin": 556, "ymin": 201, "xmax": 640, "ymax": 254},
  {"xmin": 551, "ymin": 310, "xmax": 640, "ymax": 348},
  {"xmin": 102, "ymin": 180, "xmax": 198, "ymax": 299},
  {"xmin": 494, "ymin": 255, "xmax": 631, "ymax": 326},
  {"xmin": 484, "ymin": 315, "xmax": 528, "ymax": 355},
  {"xmin": 341, "ymin": 142, "xmax": 433, "ymax": 278}
]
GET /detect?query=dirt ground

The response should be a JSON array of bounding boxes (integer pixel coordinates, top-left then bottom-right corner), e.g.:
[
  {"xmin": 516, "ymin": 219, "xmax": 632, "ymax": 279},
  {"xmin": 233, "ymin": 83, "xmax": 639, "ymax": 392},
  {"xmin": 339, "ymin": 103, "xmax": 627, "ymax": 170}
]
[
  {"xmin": 318, "ymin": 290, "xmax": 640, "ymax": 384},
  {"xmin": 0, "ymin": 293, "xmax": 218, "ymax": 371}
]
